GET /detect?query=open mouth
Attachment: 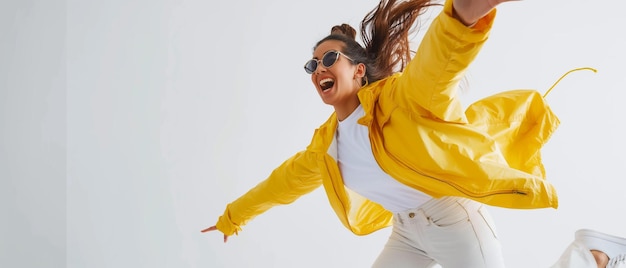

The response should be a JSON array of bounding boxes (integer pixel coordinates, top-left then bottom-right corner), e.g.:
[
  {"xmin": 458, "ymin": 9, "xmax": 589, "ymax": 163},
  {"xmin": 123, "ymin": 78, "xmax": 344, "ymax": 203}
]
[{"xmin": 319, "ymin": 78, "xmax": 335, "ymax": 91}]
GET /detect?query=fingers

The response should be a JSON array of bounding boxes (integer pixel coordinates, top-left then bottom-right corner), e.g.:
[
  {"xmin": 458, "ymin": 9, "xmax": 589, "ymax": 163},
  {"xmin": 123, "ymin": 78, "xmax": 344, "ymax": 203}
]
[
  {"xmin": 201, "ymin": 226, "xmax": 230, "ymax": 243},
  {"xmin": 200, "ymin": 226, "xmax": 217, "ymax": 233}
]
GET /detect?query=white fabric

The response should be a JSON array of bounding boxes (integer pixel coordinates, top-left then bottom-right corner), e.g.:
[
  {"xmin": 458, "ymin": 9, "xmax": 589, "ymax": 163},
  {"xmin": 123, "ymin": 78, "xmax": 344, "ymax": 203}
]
[
  {"xmin": 610, "ymin": 255, "xmax": 626, "ymax": 268},
  {"xmin": 372, "ymin": 196, "xmax": 505, "ymax": 268},
  {"xmin": 575, "ymin": 229, "xmax": 626, "ymax": 260},
  {"xmin": 550, "ymin": 241, "xmax": 598, "ymax": 268},
  {"xmin": 336, "ymin": 105, "xmax": 431, "ymax": 213},
  {"xmin": 551, "ymin": 229, "xmax": 626, "ymax": 268}
]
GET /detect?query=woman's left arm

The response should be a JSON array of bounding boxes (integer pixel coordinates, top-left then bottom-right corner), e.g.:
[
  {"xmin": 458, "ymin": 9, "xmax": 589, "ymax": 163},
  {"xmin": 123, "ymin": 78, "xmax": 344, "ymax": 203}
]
[
  {"xmin": 393, "ymin": 0, "xmax": 508, "ymax": 122},
  {"xmin": 452, "ymin": 0, "xmax": 518, "ymax": 26}
]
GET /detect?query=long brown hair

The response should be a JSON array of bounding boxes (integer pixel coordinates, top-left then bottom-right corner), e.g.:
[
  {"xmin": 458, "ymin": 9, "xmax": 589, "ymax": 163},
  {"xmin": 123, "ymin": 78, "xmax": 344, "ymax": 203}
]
[{"xmin": 315, "ymin": 0, "xmax": 438, "ymax": 85}]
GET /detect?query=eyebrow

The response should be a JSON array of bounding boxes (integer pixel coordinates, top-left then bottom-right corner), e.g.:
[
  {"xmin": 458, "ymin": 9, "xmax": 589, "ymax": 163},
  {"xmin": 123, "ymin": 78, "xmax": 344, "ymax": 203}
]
[{"xmin": 313, "ymin": 49, "xmax": 337, "ymax": 60}]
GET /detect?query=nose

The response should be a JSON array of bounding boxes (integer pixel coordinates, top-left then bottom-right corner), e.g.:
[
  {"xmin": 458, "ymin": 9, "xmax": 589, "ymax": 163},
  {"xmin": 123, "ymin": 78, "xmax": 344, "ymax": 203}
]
[{"xmin": 315, "ymin": 63, "xmax": 327, "ymax": 75}]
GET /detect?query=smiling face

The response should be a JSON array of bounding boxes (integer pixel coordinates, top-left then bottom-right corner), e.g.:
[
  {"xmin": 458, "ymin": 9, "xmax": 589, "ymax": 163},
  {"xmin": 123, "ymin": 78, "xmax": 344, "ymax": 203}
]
[{"xmin": 310, "ymin": 40, "xmax": 365, "ymax": 120}]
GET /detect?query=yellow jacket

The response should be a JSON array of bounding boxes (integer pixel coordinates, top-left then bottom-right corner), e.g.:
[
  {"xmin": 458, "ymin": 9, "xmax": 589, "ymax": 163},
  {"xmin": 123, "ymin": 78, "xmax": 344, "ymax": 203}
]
[{"xmin": 215, "ymin": 0, "xmax": 559, "ymax": 236}]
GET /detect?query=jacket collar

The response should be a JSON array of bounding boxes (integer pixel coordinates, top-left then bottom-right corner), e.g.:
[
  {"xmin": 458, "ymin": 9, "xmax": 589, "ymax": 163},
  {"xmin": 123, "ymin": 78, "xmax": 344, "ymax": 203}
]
[{"xmin": 357, "ymin": 74, "xmax": 396, "ymax": 126}]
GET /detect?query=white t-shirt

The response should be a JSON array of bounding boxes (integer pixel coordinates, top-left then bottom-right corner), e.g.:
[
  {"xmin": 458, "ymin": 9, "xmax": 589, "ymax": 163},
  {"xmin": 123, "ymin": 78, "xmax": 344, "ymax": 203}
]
[{"xmin": 336, "ymin": 105, "xmax": 432, "ymax": 213}]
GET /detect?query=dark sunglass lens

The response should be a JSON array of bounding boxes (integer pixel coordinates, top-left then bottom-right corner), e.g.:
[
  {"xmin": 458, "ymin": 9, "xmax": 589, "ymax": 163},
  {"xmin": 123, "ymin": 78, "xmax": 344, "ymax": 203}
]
[
  {"xmin": 304, "ymin": 59, "xmax": 317, "ymax": 74},
  {"xmin": 322, "ymin": 51, "xmax": 339, "ymax": 68}
]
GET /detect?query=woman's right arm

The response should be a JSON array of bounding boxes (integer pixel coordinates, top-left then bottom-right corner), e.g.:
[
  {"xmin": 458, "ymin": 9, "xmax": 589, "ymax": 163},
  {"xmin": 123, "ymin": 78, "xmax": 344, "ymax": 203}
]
[{"xmin": 204, "ymin": 150, "xmax": 322, "ymax": 238}]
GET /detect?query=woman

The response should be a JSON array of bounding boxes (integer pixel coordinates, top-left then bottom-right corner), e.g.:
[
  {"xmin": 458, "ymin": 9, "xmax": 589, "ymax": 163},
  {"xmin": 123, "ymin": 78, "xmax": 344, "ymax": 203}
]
[{"xmin": 203, "ymin": 0, "xmax": 560, "ymax": 267}]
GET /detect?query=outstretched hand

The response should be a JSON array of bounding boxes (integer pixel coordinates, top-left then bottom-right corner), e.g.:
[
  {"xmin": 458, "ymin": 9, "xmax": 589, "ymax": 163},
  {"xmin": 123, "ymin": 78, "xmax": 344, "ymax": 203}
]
[
  {"xmin": 452, "ymin": 0, "xmax": 521, "ymax": 26},
  {"xmin": 201, "ymin": 226, "xmax": 229, "ymax": 243}
]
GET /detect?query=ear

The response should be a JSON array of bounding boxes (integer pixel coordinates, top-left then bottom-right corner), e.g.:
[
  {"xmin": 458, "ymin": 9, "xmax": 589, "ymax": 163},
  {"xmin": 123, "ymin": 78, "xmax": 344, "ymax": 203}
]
[{"xmin": 354, "ymin": 63, "xmax": 366, "ymax": 79}]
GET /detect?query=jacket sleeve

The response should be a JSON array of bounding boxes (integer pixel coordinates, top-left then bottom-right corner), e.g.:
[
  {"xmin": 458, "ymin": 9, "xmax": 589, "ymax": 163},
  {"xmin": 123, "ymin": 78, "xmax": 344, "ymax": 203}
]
[
  {"xmin": 215, "ymin": 150, "xmax": 322, "ymax": 236},
  {"xmin": 393, "ymin": 0, "xmax": 496, "ymax": 123}
]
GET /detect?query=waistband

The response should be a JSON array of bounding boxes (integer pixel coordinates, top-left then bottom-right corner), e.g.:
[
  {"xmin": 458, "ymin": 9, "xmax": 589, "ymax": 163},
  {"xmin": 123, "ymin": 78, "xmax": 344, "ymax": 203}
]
[{"xmin": 394, "ymin": 196, "xmax": 481, "ymax": 224}]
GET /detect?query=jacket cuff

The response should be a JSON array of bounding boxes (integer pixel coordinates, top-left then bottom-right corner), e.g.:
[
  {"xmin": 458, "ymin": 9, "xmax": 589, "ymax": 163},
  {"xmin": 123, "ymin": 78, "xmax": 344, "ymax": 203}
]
[
  {"xmin": 215, "ymin": 205, "xmax": 242, "ymax": 236},
  {"xmin": 442, "ymin": 0, "xmax": 496, "ymax": 43}
]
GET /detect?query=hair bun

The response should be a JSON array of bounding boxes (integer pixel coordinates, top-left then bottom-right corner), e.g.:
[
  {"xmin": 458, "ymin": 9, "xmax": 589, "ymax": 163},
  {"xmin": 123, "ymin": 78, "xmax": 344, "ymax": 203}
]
[{"xmin": 330, "ymin": 24, "xmax": 356, "ymax": 40}]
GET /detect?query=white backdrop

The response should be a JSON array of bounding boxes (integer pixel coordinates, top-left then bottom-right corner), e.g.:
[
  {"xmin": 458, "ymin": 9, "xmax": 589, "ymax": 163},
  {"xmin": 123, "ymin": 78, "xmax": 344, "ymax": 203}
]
[{"xmin": 2, "ymin": 0, "xmax": 626, "ymax": 267}]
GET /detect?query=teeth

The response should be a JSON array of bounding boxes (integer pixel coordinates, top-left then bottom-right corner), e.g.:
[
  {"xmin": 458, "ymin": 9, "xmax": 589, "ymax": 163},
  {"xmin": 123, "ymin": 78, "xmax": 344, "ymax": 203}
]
[{"xmin": 319, "ymin": 78, "xmax": 334, "ymax": 86}]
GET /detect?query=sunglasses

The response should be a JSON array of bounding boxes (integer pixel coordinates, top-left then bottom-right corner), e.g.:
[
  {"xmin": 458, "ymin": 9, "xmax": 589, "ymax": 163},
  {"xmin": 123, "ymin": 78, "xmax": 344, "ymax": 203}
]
[{"xmin": 304, "ymin": 50, "xmax": 354, "ymax": 74}]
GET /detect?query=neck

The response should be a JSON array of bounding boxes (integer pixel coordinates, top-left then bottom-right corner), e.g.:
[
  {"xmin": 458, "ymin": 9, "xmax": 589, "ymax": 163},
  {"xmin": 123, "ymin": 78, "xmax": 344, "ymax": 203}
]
[{"xmin": 334, "ymin": 97, "xmax": 361, "ymax": 121}]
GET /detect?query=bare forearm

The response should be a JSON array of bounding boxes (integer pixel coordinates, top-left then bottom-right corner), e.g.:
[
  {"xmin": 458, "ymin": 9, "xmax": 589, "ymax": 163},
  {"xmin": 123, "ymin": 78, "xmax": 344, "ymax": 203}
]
[{"xmin": 452, "ymin": 0, "xmax": 516, "ymax": 26}]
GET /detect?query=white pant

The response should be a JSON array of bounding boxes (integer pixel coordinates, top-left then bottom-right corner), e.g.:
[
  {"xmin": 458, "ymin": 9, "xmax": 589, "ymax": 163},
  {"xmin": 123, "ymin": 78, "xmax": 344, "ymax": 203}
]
[
  {"xmin": 551, "ymin": 241, "xmax": 626, "ymax": 268},
  {"xmin": 551, "ymin": 241, "xmax": 599, "ymax": 268},
  {"xmin": 372, "ymin": 196, "xmax": 505, "ymax": 268}
]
